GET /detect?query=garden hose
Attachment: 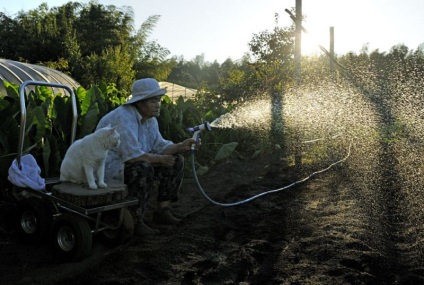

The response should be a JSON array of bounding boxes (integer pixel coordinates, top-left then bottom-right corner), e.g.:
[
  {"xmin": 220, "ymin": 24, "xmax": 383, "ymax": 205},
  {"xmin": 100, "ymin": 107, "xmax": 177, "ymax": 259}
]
[{"xmin": 190, "ymin": 141, "xmax": 352, "ymax": 207}]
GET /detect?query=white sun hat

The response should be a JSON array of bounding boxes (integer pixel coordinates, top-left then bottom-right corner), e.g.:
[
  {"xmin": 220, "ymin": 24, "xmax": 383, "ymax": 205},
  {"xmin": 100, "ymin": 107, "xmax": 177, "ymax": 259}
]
[{"xmin": 124, "ymin": 78, "xmax": 167, "ymax": 105}]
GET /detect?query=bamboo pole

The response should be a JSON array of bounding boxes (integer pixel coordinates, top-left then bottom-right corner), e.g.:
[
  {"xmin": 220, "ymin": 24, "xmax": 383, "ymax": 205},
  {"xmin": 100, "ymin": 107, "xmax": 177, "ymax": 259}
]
[{"xmin": 330, "ymin": 26, "xmax": 335, "ymax": 78}]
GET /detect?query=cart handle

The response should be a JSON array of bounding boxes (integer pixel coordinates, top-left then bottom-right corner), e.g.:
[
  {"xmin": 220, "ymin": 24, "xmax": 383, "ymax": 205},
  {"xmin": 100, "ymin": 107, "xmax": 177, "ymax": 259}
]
[{"xmin": 17, "ymin": 80, "xmax": 78, "ymax": 169}]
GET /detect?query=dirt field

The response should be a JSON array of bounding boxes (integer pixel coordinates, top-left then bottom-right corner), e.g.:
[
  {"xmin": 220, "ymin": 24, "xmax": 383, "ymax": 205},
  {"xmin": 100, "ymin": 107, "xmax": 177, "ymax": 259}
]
[{"xmin": 1, "ymin": 148, "xmax": 423, "ymax": 285}]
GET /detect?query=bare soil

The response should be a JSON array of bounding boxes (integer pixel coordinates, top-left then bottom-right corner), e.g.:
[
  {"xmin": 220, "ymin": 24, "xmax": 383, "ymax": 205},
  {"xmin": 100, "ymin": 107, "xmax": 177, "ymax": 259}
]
[{"xmin": 1, "ymin": 151, "xmax": 423, "ymax": 285}]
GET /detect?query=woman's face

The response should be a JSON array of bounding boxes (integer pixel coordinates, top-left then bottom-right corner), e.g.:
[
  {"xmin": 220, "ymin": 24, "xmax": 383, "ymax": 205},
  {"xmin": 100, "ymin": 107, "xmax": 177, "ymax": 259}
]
[{"xmin": 136, "ymin": 96, "xmax": 162, "ymax": 119}]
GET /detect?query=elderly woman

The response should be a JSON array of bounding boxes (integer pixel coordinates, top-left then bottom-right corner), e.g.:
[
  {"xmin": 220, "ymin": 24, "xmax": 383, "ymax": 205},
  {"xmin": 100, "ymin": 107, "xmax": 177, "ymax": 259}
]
[{"xmin": 96, "ymin": 78, "xmax": 195, "ymax": 236}]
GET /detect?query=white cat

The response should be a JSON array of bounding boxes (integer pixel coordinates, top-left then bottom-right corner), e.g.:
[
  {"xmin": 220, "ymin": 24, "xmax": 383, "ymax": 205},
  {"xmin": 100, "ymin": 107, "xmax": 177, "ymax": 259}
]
[{"xmin": 60, "ymin": 125, "xmax": 120, "ymax": 189}]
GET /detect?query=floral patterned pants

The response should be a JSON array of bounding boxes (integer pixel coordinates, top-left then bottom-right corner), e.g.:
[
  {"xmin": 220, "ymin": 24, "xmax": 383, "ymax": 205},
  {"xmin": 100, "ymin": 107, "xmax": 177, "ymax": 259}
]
[{"xmin": 124, "ymin": 154, "xmax": 184, "ymax": 222}]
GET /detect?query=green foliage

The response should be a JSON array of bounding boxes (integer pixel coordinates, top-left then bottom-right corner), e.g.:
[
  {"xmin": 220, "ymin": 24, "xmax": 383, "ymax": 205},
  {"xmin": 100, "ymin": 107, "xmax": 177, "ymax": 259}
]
[
  {"xmin": 134, "ymin": 51, "xmax": 176, "ymax": 81},
  {"xmin": 214, "ymin": 142, "xmax": 238, "ymax": 161},
  {"xmin": 0, "ymin": 3, "xmax": 172, "ymax": 91},
  {"xmin": 97, "ymin": 81, "xmax": 128, "ymax": 110},
  {"xmin": 158, "ymin": 95, "xmax": 205, "ymax": 143},
  {"xmin": 380, "ymin": 120, "xmax": 409, "ymax": 145},
  {"xmin": 167, "ymin": 19, "xmax": 295, "ymax": 106},
  {"xmin": 0, "ymin": 80, "xmax": 128, "ymax": 188},
  {"xmin": 81, "ymin": 45, "xmax": 135, "ymax": 90},
  {"xmin": 155, "ymin": 95, "xmax": 241, "ymax": 176},
  {"xmin": 77, "ymin": 86, "xmax": 103, "ymax": 137}
]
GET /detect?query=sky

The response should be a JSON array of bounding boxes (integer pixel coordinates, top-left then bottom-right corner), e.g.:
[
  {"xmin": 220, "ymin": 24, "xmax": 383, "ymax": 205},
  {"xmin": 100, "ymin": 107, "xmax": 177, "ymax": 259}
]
[{"xmin": 2, "ymin": 0, "xmax": 424, "ymax": 63}]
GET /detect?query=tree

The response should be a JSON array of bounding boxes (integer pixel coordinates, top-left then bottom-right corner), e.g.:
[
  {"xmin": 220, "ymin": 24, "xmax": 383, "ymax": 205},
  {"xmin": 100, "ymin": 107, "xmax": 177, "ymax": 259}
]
[
  {"xmin": 5, "ymin": 3, "xmax": 62, "ymax": 63},
  {"xmin": 130, "ymin": 15, "xmax": 175, "ymax": 81},
  {"xmin": 133, "ymin": 40, "xmax": 175, "ymax": 81},
  {"xmin": 248, "ymin": 23, "xmax": 295, "ymax": 92},
  {"xmin": 0, "ymin": 2, "xmax": 170, "ymax": 91},
  {"xmin": 0, "ymin": 13, "xmax": 23, "ymax": 59},
  {"xmin": 82, "ymin": 45, "xmax": 135, "ymax": 90},
  {"xmin": 213, "ymin": 16, "xmax": 295, "ymax": 105},
  {"xmin": 167, "ymin": 57, "xmax": 201, "ymax": 88},
  {"xmin": 74, "ymin": 2, "xmax": 134, "ymax": 57}
]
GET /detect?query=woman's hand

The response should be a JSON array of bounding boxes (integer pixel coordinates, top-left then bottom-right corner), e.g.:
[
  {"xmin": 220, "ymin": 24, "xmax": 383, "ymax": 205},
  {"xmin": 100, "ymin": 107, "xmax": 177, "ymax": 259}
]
[
  {"xmin": 162, "ymin": 138, "xmax": 199, "ymax": 156},
  {"xmin": 180, "ymin": 138, "xmax": 198, "ymax": 151},
  {"xmin": 162, "ymin": 155, "xmax": 176, "ymax": 167},
  {"xmin": 151, "ymin": 154, "xmax": 175, "ymax": 168}
]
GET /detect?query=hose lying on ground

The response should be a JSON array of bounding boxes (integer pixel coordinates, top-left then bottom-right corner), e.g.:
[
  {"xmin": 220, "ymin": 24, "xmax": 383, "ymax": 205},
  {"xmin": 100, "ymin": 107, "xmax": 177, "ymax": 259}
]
[{"xmin": 190, "ymin": 140, "xmax": 352, "ymax": 207}]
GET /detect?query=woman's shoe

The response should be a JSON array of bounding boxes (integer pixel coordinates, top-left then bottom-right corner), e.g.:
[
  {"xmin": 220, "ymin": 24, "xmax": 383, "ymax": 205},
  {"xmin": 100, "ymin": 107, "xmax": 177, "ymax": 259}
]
[
  {"xmin": 153, "ymin": 208, "xmax": 181, "ymax": 225},
  {"xmin": 134, "ymin": 221, "xmax": 160, "ymax": 236}
]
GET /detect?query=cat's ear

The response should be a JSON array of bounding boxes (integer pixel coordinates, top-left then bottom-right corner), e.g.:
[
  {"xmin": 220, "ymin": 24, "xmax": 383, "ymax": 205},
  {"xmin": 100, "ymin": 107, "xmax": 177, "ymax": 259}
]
[{"xmin": 105, "ymin": 124, "xmax": 116, "ymax": 132}]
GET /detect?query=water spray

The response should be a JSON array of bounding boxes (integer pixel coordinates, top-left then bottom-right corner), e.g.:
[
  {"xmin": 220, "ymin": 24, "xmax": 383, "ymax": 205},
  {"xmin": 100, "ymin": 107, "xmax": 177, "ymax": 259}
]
[{"xmin": 188, "ymin": 121, "xmax": 353, "ymax": 207}]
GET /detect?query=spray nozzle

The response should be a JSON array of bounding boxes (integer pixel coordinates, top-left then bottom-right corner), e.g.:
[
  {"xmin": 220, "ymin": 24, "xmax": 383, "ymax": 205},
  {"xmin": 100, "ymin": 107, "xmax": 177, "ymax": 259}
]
[
  {"xmin": 189, "ymin": 122, "xmax": 212, "ymax": 150},
  {"xmin": 188, "ymin": 122, "xmax": 212, "ymax": 133}
]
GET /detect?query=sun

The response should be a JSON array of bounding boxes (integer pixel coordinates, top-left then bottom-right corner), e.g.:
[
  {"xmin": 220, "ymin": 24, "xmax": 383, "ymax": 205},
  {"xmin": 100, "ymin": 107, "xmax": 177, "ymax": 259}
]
[
  {"xmin": 301, "ymin": 29, "xmax": 331, "ymax": 55},
  {"xmin": 296, "ymin": 0, "xmax": 346, "ymax": 56},
  {"xmin": 298, "ymin": 0, "xmax": 383, "ymax": 56}
]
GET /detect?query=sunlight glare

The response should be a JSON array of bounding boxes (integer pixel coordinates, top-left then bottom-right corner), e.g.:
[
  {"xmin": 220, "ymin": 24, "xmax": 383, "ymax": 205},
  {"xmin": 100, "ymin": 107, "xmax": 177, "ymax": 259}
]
[{"xmin": 302, "ymin": 29, "xmax": 329, "ymax": 55}]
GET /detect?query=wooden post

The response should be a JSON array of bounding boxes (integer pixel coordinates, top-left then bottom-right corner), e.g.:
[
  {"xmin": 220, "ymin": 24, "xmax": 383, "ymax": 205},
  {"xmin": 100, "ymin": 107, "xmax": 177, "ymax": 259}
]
[
  {"xmin": 294, "ymin": 0, "xmax": 303, "ymax": 169},
  {"xmin": 330, "ymin": 26, "xmax": 335, "ymax": 78},
  {"xmin": 285, "ymin": 1, "xmax": 303, "ymax": 168},
  {"xmin": 294, "ymin": 0, "xmax": 302, "ymax": 84}
]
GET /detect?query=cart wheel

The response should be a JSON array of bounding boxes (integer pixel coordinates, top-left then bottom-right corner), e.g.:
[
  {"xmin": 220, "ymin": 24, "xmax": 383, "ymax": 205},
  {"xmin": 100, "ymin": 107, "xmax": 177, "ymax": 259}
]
[
  {"xmin": 51, "ymin": 213, "xmax": 92, "ymax": 262},
  {"xmin": 15, "ymin": 197, "xmax": 52, "ymax": 244},
  {"xmin": 99, "ymin": 208, "xmax": 134, "ymax": 246}
]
